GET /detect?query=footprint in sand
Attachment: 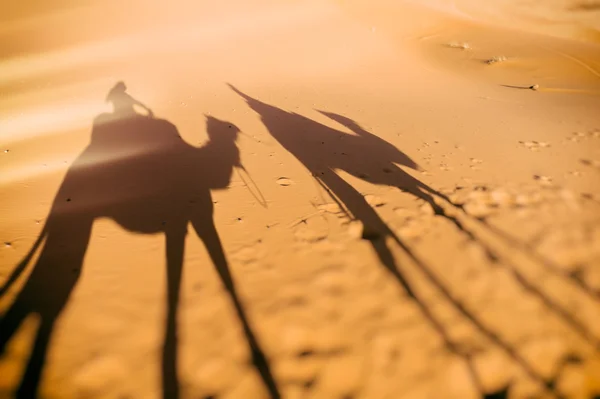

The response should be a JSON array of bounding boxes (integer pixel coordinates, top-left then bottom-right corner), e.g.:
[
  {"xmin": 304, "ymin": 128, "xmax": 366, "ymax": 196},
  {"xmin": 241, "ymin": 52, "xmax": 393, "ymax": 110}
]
[
  {"xmin": 294, "ymin": 225, "xmax": 328, "ymax": 243},
  {"xmin": 318, "ymin": 203, "xmax": 345, "ymax": 216},
  {"xmin": 396, "ymin": 217, "xmax": 431, "ymax": 240},
  {"xmin": 470, "ymin": 158, "xmax": 483, "ymax": 170},
  {"xmin": 276, "ymin": 177, "xmax": 294, "ymax": 186},
  {"xmin": 447, "ymin": 41, "xmax": 471, "ymax": 50},
  {"xmin": 231, "ymin": 245, "xmax": 265, "ymax": 265},
  {"xmin": 486, "ymin": 55, "xmax": 508, "ymax": 65},
  {"xmin": 393, "ymin": 207, "xmax": 416, "ymax": 219},
  {"xmin": 449, "ymin": 185, "xmax": 530, "ymax": 217},
  {"xmin": 364, "ymin": 194, "xmax": 386, "ymax": 208},
  {"xmin": 518, "ymin": 141, "xmax": 551, "ymax": 151},
  {"xmin": 533, "ymin": 174, "xmax": 554, "ymax": 187},
  {"xmin": 567, "ymin": 132, "xmax": 587, "ymax": 143},
  {"xmin": 566, "ymin": 130, "xmax": 600, "ymax": 143}
]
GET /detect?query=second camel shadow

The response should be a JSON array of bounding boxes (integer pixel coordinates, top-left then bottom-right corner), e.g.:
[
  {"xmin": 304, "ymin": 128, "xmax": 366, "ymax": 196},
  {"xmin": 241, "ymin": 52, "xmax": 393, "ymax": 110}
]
[{"xmin": 229, "ymin": 84, "xmax": 591, "ymax": 399}]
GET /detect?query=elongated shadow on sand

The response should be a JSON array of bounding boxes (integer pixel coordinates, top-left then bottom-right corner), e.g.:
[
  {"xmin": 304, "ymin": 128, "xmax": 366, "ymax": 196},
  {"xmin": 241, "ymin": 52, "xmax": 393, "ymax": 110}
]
[
  {"xmin": 0, "ymin": 83, "xmax": 280, "ymax": 399},
  {"xmin": 229, "ymin": 84, "xmax": 594, "ymax": 399}
]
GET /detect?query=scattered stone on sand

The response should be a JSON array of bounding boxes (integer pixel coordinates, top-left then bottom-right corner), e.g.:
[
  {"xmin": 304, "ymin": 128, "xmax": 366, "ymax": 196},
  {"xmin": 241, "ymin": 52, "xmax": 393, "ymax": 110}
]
[
  {"xmin": 486, "ymin": 55, "xmax": 508, "ymax": 64},
  {"xmin": 567, "ymin": 131, "xmax": 587, "ymax": 143},
  {"xmin": 518, "ymin": 141, "xmax": 550, "ymax": 151},
  {"xmin": 294, "ymin": 225, "xmax": 328, "ymax": 243},
  {"xmin": 533, "ymin": 174, "xmax": 553, "ymax": 187},
  {"xmin": 448, "ymin": 41, "xmax": 471, "ymax": 50}
]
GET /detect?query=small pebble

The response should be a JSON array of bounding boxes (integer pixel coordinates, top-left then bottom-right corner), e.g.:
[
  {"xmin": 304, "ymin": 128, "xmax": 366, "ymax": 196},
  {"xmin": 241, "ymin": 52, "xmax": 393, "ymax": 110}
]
[
  {"xmin": 448, "ymin": 41, "xmax": 471, "ymax": 50},
  {"xmin": 486, "ymin": 55, "xmax": 508, "ymax": 64},
  {"xmin": 276, "ymin": 177, "xmax": 293, "ymax": 186},
  {"xmin": 4, "ymin": 242, "xmax": 11, "ymax": 248},
  {"xmin": 581, "ymin": 159, "xmax": 600, "ymax": 169},
  {"xmin": 529, "ymin": 84, "xmax": 539, "ymax": 91},
  {"xmin": 533, "ymin": 175, "xmax": 553, "ymax": 187}
]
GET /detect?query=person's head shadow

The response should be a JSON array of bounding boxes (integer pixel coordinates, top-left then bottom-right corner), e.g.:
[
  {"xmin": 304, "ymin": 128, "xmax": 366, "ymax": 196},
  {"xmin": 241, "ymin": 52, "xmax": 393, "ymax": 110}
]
[
  {"xmin": 106, "ymin": 81, "xmax": 154, "ymax": 119},
  {"xmin": 0, "ymin": 83, "xmax": 279, "ymax": 399}
]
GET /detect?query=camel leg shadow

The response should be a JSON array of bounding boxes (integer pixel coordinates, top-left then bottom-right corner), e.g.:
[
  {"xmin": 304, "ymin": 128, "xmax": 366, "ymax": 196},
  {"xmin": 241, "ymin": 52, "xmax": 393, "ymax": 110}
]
[
  {"xmin": 190, "ymin": 215, "xmax": 280, "ymax": 399},
  {"xmin": 316, "ymin": 169, "xmax": 566, "ymax": 396},
  {"xmin": 163, "ymin": 222, "xmax": 187, "ymax": 399},
  {"xmin": 401, "ymin": 171, "xmax": 600, "ymax": 346},
  {"xmin": 0, "ymin": 214, "xmax": 92, "ymax": 399}
]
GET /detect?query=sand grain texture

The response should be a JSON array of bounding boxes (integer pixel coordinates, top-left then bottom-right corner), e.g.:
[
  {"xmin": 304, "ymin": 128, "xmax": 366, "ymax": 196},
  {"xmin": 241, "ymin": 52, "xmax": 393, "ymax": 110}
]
[{"xmin": 1, "ymin": 0, "xmax": 599, "ymax": 398}]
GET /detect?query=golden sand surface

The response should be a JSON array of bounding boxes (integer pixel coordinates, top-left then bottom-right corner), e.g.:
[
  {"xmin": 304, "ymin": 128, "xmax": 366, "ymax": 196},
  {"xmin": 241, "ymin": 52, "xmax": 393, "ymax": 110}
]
[{"xmin": 1, "ymin": 1, "xmax": 599, "ymax": 398}]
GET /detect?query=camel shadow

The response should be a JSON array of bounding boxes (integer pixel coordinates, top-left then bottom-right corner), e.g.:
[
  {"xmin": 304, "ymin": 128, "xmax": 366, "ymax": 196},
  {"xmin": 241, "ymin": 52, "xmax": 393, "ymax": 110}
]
[
  {"xmin": 229, "ymin": 84, "xmax": 594, "ymax": 399},
  {"xmin": 0, "ymin": 83, "xmax": 280, "ymax": 399}
]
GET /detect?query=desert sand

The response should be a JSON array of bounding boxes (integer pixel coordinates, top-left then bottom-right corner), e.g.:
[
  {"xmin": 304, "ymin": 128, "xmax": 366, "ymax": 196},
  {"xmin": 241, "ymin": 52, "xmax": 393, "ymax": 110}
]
[{"xmin": 1, "ymin": 0, "xmax": 599, "ymax": 398}]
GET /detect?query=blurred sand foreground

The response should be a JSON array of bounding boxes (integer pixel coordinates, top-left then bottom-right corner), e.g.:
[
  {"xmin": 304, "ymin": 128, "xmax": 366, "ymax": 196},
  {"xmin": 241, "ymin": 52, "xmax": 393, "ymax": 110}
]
[{"xmin": 1, "ymin": 0, "xmax": 599, "ymax": 398}]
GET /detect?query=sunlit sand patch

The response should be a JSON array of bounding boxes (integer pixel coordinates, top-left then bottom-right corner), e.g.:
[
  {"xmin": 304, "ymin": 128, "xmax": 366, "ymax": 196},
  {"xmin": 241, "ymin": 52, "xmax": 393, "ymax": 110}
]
[
  {"xmin": 1, "ymin": 101, "xmax": 105, "ymax": 146},
  {"xmin": 0, "ymin": 78, "xmax": 112, "ymax": 111},
  {"xmin": 0, "ymin": 3, "xmax": 337, "ymax": 86},
  {"xmin": 0, "ymin": 143, "xmax": 162, "ymax": 187},
  {"xmin": 416, "ymin": 0, "xmax": 600, "ymax": 43},
  {"xmin": 0, "ymin": 316, "xmax": 39, "ymax": 391}
]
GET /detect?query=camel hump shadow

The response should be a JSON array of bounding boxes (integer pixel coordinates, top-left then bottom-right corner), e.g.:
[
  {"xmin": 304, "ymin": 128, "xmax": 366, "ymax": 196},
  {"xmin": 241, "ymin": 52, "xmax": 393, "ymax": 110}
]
[{"xmin": 317, "ymin": 110, "xmax": 421, "ymax": 171}]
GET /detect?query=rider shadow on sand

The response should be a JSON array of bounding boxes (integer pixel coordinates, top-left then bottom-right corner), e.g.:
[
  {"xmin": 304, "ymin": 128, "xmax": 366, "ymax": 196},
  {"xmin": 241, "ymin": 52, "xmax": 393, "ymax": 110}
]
[{"xmin": 0, "ymin": 82, "xmax": 280, "ymax": 399}]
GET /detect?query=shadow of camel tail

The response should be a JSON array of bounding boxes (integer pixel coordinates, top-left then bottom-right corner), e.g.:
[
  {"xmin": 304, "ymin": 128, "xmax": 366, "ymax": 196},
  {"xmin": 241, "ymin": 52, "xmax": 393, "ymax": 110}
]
[{"xmin": 0, "ymin": 224, "xmax": 48, "ymax": 297}]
